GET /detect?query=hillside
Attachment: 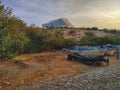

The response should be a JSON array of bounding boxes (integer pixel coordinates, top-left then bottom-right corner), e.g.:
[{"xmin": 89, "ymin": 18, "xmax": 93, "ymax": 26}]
[
  {"xmin": 47, "ymin": 29, "xmax": 114, "ymax": 41},
  {"xmin": 0, "ymin": 2, "xmax": 120, "ymax": 90}
]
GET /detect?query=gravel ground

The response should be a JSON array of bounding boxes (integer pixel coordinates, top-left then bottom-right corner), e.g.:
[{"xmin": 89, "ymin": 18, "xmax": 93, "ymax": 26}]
[{"xmin": 18, "ymin": 65, "xmax": 120, "ymax": 90}]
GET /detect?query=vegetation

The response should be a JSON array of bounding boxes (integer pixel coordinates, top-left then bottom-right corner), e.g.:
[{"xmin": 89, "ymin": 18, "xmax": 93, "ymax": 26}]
[
  {"xmin": 0, "ymin": 2, "xmax": 29, "ymax": 59},
  {"xmin": 25, "ymin": 27, "xmax": 76, "ymax": 53},
  {"xmin": 0, "ymin": 1, "xmax": 120, "ymax": 60},
  {"xmin": 80, "ymin": 35, "xmax": 120, "ymax": 46},
  {"xmin": 79, "ymin": 27, "xmax": 98, "ymax": 31},
  {"xmin": 85, "ymin": 31, "xmax": 95, "ymax": 36},
  {"xmin": 68, "ymin": 30, "xmax": 76, "ymax": 36}
]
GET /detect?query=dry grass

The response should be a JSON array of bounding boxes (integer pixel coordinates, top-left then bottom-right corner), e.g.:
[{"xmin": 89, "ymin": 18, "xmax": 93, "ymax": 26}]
[{"xmin": 0, "ymin": 51, "xmax": 120, "ymax": 90}]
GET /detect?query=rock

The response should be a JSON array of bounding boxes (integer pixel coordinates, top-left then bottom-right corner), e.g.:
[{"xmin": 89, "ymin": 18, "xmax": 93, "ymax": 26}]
[{"xmin": 42, "ymin": 18, "xmax": 74, "ymax": 28}]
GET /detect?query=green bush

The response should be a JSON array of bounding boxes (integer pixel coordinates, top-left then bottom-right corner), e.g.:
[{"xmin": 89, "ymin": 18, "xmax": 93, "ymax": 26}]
[
  {"xmin": 80, "ymin": 35, "xmax": 120, "ymax": 46},
  {"xmin": 0, "ymin": 2, "xmax": 75, "ymax": 59},
  {"xmin": 25, "ymin": 27, "xmax": 77, "ymax": 53},
  {"xmin": 0, "ymin": 3, "xmax": 29, "ymax": 59}
]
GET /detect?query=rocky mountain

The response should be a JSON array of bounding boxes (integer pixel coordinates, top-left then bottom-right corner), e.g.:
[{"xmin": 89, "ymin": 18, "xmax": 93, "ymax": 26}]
[{"xmin": 42, "ymin": 18, "xmax": 74, "ymax": 28}]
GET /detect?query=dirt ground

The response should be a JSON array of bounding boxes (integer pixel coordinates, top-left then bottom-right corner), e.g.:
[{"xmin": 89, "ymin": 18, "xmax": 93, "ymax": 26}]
[{"xmin": 0, "ymin": 51, "xmax": 120, "ymax": 90}]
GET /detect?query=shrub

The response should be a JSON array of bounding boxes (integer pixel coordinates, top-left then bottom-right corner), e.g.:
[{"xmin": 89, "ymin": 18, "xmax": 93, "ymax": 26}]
[
  {"xmin": 0, "ymin": 2, "xmax": 29, "ymax": 59},
  {"xmin": 80, "ymin": 35, "xmax": 120, "ymax": 46}
]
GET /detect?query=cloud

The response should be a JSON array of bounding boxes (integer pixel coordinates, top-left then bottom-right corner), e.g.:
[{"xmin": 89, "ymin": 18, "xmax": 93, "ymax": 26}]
[{"xmin": 2, "ymin": 0, "xmax": 120, "ymax": 29}]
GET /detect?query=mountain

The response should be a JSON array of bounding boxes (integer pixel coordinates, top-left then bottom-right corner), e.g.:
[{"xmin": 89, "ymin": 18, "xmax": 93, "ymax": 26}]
[{"xmin": 42, "ymin": 18, "xmax": 74, "ymax": 28}]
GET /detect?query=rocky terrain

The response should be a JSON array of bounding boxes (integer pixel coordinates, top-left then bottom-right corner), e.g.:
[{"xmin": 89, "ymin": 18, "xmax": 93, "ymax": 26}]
[
  {"xmin": 19, "ymin": 65, "xmax": 120, "ymax": 90},
  {"xmin": 42, "ymin": 18, "xmax": 74, "ymax": 28},
  {"xmin": 0, "ymin": 52, "xmax": 119, "ymax": 90}
]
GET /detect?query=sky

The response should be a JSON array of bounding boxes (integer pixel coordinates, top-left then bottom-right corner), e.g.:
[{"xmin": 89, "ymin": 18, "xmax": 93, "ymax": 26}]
[{"xmin": 2, "ymin": 0, "xmax": 120, "ymax": 29}]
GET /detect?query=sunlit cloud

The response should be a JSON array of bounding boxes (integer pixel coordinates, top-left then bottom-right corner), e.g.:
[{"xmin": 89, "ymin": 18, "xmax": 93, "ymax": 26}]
[{"xmin": 2, "ymin": 0, "xmax": 120, "ymax": 29}]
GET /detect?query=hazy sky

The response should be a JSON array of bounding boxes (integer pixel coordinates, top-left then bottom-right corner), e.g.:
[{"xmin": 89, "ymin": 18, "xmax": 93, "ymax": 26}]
[{"xmin": 2, "ymin": 0, "xmax": 120, "ymax": 29}]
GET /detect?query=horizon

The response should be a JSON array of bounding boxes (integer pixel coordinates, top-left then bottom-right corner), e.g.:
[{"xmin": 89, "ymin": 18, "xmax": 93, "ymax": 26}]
[{"xmin": 2, "ymin": 0, "xmax": 120, "ymax": 29}]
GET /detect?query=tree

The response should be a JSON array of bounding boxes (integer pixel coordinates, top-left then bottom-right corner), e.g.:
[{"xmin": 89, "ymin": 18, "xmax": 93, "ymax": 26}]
[
  {"xmin": 91, "ymin": 27, "xmax": 98, "ymax": 30},
  {"xmin": 0, "ymin": 2, "xmax": 29, "ymax": 59},
  {"xmin": 80, "ymin": 35, "xmax": 120, "ymax": 46}
]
